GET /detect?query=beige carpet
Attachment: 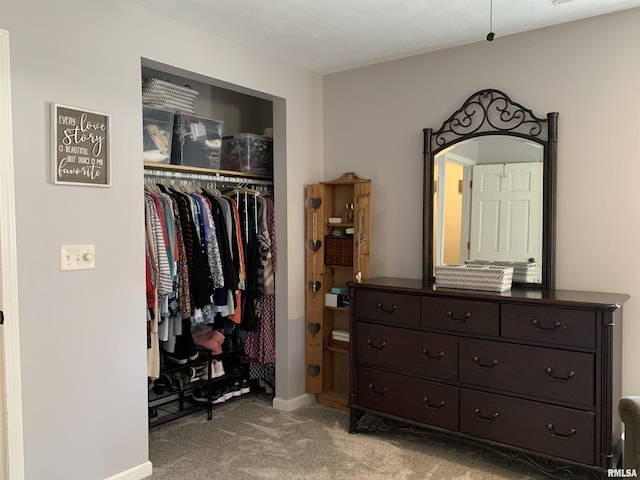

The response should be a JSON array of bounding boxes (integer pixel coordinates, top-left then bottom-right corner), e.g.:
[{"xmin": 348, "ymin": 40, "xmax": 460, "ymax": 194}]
[{"xmin": 148, "ymin": 393, "xmax": 594, "ymax": 480}]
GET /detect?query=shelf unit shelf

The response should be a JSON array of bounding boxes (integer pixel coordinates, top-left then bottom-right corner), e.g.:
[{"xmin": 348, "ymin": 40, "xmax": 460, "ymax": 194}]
[
  {"xmin": 325, "ymin": 306, "xmax": 349, "ymax": 313},
  {"xmin": 325, "ymin": 345, "xmax": 349, "ymax": 354},
  {"xmin": 305, "ymin": 172, "xmax": 370, "ymax": 411}
]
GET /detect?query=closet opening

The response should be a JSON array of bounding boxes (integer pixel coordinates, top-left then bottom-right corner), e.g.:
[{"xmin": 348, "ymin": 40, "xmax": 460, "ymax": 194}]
[{"xmin": 141, "ymin": 58, "xmax": 281, "ymax": 428}]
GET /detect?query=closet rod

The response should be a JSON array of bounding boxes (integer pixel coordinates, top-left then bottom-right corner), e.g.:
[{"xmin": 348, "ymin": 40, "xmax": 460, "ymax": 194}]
[{"xmin": 143, "ymin": 167, "xmax": 274, "ymax": 187}]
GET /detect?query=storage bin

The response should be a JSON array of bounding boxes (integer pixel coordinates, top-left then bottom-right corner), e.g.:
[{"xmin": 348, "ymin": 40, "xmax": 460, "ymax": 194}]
[
  {"xmin": 142, "ymin": 77, "xmax": 199, "ymax": 113},
  {"xmin": 171, "ymin": 114, "xmax": 224, "ymax": 169},
  {"xmin": 435, "ymin": 264, "xmax": 514, "ymax": 292},
  {"xmin": 221, "ymin": 133, "xmax": 273, "ymax": 175},
  {"xmin": 143, "ymin": 106, "xmax": 175, "ymax": 164},
  {"xmin": 465, "ymin": 259, "xmax": 540, "ymax": 283}
]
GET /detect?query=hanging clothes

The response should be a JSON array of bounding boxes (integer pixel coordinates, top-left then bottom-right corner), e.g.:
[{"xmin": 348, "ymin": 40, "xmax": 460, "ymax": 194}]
[
  {"xmin": 144, "ymin": 177, "xmax": 275, "ymax": 378},
  {"xmin": 244, "ymin": 196, "xmax": 276, "ymax": 380}
]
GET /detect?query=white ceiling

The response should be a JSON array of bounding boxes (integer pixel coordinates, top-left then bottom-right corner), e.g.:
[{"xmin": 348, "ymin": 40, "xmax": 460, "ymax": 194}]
[{"xmin": 131, "ymin": 0, "xmax": 640, "ymax": 74}]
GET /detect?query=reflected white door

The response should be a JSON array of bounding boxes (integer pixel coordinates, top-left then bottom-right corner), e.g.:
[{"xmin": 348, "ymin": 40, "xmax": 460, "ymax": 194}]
[{"xmin": 469, "ymin": 162, "xmax": 543, "ymax": 263}]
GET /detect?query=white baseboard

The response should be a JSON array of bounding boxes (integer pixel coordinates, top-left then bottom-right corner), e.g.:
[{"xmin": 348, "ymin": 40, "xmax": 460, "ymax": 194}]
[
  {"xmin": 272, "ymin": 393, "xmax": 316, "ymax": 412},
  {"xmin": 104, "ymin": 461, "xmax": 153, "ymax": 480}
]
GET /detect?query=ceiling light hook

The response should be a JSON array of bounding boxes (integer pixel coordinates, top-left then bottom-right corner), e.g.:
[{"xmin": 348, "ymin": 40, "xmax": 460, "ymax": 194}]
[{"xmin": 487, "ymin": 0, "xmax": 495, "ymax": 41}]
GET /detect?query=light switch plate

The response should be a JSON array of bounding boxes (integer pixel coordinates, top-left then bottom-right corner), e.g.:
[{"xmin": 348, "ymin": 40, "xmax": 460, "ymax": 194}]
[{"xmin": 60, "ymin": 244, "xmax": 95, "ymax": 271}]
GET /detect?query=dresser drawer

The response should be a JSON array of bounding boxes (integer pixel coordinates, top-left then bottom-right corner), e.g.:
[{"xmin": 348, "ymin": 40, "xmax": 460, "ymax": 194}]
[
  {"xmin": 357, "ymin": 366, "xmax": 459, "ymax": 431},
  {"xmin": 460, "ymin": 389, "xmax": 595, "ymax": 465},
  {"xmin": 459, "ymin": 338, "xmax": 594, "ymax": 406},
  {"xmin": 355, "ymin": 290, "xmax": 420, "ymax": 326},
  {"xmin": 356, "ymin": 322, "xmax": 458, "ymax": 381},
  {"xmin": 422, "ymin": 297, "xmax": 499, "ymax": 336},
  {"xmin": 501, "ymin": 304, "xmax": 596, "ymax": 349}
]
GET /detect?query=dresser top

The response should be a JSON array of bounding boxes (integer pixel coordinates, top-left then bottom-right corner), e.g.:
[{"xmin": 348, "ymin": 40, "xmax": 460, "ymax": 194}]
[{"xmin": 349, "ymin": 277, "xmax": 630, "ymax": 311}]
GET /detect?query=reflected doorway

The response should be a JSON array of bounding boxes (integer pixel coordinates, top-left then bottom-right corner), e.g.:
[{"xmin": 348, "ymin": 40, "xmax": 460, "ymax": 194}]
[{"xmin": 434, "ymin": 152, "xmax": 474, "ymax": 266}]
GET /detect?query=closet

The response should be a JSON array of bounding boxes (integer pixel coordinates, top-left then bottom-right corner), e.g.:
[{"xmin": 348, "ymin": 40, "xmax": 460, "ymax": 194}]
[{"xmin": 142, "ymin": 62, "xmax": 276, "ymax": 426}]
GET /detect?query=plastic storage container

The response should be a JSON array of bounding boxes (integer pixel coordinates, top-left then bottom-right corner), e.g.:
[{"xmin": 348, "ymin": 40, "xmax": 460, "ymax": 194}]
[
  {"xmin": 171, "ymin": 113, "xmax": 224, "ymax": 169},
  {"xmin": 143, "ymin": 106, "xmax": 175, "ymax": 164},
  {"xmin": 221, "ymin": 133, "xmax": 273, "ymax": 175}
]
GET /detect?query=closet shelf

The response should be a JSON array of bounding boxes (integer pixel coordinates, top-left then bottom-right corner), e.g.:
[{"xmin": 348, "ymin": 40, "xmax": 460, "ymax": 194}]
[{"xmin": 144, "ymin": 162, "xmax": 273, "ymax": 181}]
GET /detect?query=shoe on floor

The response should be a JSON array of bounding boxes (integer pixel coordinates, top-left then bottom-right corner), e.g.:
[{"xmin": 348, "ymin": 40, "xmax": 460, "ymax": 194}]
[
  {"xmin": 230, "ymin": 380, "xmax": 242, "ymax": 397},
  {"xmin": 148, "ymin": 407, "xmax": 158, "ymax": 423},
  {"xmin": 199, "ymin": 362, "xmax": 212, "ymax": 381},
  {"xmin": 189, "ymin": 365, "xmax": 207, "ymax": 382},
  {"xmin": 211, "ymin": 389, "xmax": 225, "ymax": 405},
  {"xmin": 240, "ymin": 378, "xmax": 250, "ymax": 395},
  {"xmin": 167, "ymin": 371, "xmax": 189, "ymax": 391},
  {"xmin": 199, "ymin": 359, "xmax": 225, "ymax": 380},
  {"xmin": 164, "ymin": 353, "xmax": 188, "ymax": 365},
  {"xmin": 151, "ymin": 376, "xmax": 167, "ymax": 395},
  {"xmin": 213, "ymin": 359, "xmax": 226, "ymax": 378},
  {"xmin": 192, "ymin": 386, "xmax": 209, "ymax": 404},
  {"xmin": 221, "ymin": 384, "xmax": 233, "ymax": 401}
]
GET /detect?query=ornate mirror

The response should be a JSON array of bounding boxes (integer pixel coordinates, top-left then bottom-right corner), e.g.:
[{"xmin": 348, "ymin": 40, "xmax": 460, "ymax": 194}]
[{"xmin": 423, "ymin": 89, "xmax": 558, "ymax": 289}]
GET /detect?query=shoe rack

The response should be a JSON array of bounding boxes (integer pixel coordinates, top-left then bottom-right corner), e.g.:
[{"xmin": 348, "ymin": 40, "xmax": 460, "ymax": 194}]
[
  {"xmin": 148, "ymin": 346, "xmax": 214, "ymax": 426},
  {"xmin": 305, "ymin": 172, "xmax": 371, "ymax": 411},
  {"xmin": 148, "ymin": 342, "xmax": 251, "ymax": 427}
]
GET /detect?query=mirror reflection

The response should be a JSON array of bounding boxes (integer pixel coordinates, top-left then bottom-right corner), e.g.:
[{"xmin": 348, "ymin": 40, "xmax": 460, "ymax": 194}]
[{"xmin": 433, "ymin": 135, "xmax": 543, "ymax": 283}]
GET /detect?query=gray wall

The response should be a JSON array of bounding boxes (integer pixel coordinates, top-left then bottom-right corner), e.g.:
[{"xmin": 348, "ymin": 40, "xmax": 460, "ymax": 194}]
[
  {"xmin": 1, "ymin": 2, "xmax": 322, "ymax": 479},
  {"xmin": 324, "ymin": 8, "xmax": 640, "ymax": 396}
]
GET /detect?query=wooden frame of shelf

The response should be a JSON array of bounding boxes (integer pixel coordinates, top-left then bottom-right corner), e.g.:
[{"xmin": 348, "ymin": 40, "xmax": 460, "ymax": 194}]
[{"xmin": 305, "ymin": 172, "xmax": 370, "ymax": 411}]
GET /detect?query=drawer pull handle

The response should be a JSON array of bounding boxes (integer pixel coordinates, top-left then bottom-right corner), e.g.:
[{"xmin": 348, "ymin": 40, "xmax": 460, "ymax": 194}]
[
  {"xmin": 474, "ymin": 408, "xmax": 499, "ymax": 422},
  {"xmin": 546, "ymin": 424, "xmax": 577, "ymax": 439},
  {"xmin": 422, "ymin": 349, "xmax": 445, "ymax": 361},
  {"xmin": 367, "ymin": 384, "xmax": 388, "ymax": 397},
  {"xmin": 545, "ymin": 367, "xmax": 575, "ymax": 382},
  {"xmin": 376, "ymin": 303, "xmax": 397, "ymax": 314},
  {"xmin": 366, "ymin": 339, "xmax": 387, "ymax": 351},
  {"xmin": 422, "ymin": 396, "xmax": 445, "ymax": 410},
  {"xmin": 531, "ymin": 319, "xmax": 562, "ymax": 333},
  {"xmin": 472, "ymin": 356, "xmax": 498, "ymax": 369},
  {"xmin": 445, "ymin": 311, "xmax": 470, "ymax": 323}
]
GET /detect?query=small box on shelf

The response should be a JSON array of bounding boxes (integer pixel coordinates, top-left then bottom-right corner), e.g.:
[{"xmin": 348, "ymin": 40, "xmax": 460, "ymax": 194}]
[
  {"xmin": 325, "ymin": 292, "xmax": 350, "ymax": 308},
  {"xmin": 325, "ymin": 236, "xmax": 353, "ymax": 266},
  {"xmin": 143, "ymin": 106, "xmax": 175, "ymax": 164},
  {"xmin": 328, "ymin": 329, "xmax": 350, "ymax": 350},
  {"xmin": 331, "ymin": 329, "xmax": 350, "ymax": 342},
  {"xmin": 221, "ymin": 133, "xmax": 273, "ymax": 175},
  {"xmin": 325, "ymin": 293, "xmax": 339, "ymax": 307},
  {"xmin": 171, "ymin": 113, "xmax": 224, "ymax": 169},
  {"xmin": 339, "ymin": 294, "xmax": 350, "ymax": 308}
]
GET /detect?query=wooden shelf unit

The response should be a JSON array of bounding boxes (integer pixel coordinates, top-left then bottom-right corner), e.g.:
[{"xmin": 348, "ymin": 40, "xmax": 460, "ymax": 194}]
[{"xmin": 305, "ymin": 172, "xmax": 371, "ymax": 411}]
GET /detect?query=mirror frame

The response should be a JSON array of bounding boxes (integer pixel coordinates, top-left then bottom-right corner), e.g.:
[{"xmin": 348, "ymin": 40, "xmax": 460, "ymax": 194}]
[{"xmin": 423, "ymin": 89, "xmax": 558, "ymax": 289}]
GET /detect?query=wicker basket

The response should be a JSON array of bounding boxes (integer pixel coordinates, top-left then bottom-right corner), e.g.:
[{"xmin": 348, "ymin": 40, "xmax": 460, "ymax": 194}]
[
  {"xmin": 435, "ymin": 264, "xmax": 514, "ymax": 292},
  {"xmin": 142, "ymin": 77, "xmax": 199, "ymax": 113},
  {"xmin": 465, "ymin": 260, "xmax": 540, "ymax": 283}
]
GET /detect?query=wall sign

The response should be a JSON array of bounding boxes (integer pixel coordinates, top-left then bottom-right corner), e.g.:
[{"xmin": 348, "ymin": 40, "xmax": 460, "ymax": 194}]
[{"xmin": 52, "ymin": 104, "xmax": 111, "ymax": 186}]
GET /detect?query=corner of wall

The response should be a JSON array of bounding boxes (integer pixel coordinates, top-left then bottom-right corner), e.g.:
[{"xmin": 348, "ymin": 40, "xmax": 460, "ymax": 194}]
[
  {"xmin": 272, "ymin": 393, "xmax": 316, "ymax": 412},
  {"xmin": 104, "ymin": 461, "xmax": 153, "ymax": 480}
]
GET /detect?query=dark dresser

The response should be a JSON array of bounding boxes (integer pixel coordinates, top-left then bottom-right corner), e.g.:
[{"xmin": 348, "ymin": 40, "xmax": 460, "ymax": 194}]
[{"xmin": 348, "ymin": 277, "xmax": 629, "ymax": 473}]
